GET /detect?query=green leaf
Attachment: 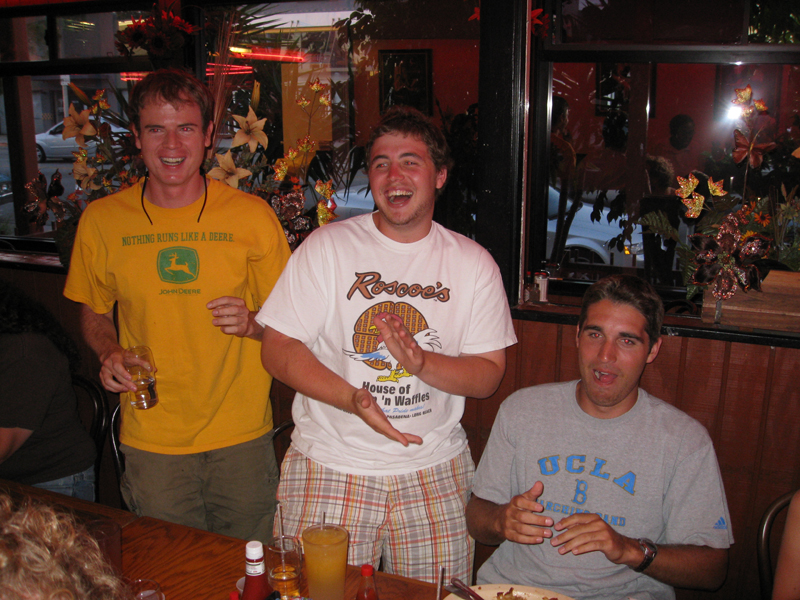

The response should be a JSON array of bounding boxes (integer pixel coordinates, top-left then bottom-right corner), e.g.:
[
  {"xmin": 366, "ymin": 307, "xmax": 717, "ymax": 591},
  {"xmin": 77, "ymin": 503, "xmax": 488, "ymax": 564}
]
[{"xmin": 637, "ymin": 211, "xmax": 680, "ymax": 242}]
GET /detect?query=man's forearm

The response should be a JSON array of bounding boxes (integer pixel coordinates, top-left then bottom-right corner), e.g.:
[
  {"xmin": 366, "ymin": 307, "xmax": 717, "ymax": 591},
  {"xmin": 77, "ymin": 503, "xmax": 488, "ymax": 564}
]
[
  {"xmin": 0, "ymin": 427, "xmax": 33, "ymax": 464},
  {"xmin": 640, "ymin": 544, "xmax": 728, "ymax": 590},
  {"xmin": 416, "ymin": 350, "xmax": 506, "ymax": 398},
  {"xmin": 79, "ymin": 304, "xmax": 121, "ymax": 361},
  {"xmin": 466, "ymin": 495, "xmax": 507, "ymax": 545},
  {"xmin": 261, "ymin": 326, "xmax": 357, "ymax": 410}
]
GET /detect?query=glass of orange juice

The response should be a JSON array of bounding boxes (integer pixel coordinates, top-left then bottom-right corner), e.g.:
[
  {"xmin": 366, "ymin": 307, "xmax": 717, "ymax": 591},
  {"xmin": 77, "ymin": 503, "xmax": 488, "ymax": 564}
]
[{"xmin": 302, "ymin": 524, "xmax": 348, "ymax": 600}]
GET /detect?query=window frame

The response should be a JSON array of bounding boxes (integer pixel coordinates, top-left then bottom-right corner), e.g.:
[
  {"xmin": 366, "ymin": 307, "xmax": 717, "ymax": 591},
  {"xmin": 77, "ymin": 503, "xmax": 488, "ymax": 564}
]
[{"xmin": 525, "ymin": 1, "xmax": 800, "ymax": 304}]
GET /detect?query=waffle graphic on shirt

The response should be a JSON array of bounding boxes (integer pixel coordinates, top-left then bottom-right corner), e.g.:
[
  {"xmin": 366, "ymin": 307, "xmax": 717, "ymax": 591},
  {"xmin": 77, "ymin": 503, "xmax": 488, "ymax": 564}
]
[{"xmin": 352, "ymin": 301, "xmax": 428, "ymax": 371}]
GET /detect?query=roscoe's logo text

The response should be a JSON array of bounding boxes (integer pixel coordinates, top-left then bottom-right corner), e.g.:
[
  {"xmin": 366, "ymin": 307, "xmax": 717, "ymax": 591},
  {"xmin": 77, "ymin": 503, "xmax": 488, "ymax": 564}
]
[{"xmin": 347, "ymin": 271, "xmax": 450, "ymax": 302}]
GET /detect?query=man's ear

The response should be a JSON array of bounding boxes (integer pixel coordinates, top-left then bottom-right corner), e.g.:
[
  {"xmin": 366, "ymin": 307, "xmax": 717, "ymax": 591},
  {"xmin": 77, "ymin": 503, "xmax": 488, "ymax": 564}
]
[
  {"xmin": 646, "ymin": 337, "xmax": 663, "ymax": 364},
  {"xmin": 131, "ymin": 124, "xmax": 142, "ymax": 150},
  {"xmin": 203, "ymin": 122, "xmax": 214, "ymax": 149},
  {"xmin": 435, "ymin": 167, "xmax": 448, "ymax": 190}
]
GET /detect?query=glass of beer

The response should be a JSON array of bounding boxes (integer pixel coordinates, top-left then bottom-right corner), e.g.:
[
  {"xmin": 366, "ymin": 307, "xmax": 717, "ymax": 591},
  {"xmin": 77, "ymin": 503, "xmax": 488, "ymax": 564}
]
[
  {"xmin": 302, "ymin": 524, "xmax": 348, "ymax": 600},
  {"xmin": 266, "ymin": 535, "xmax": 302, "ymax": 600},
  {"xmin": 124, "ymin": 346, "xmax": 158, "ymax": 409}
]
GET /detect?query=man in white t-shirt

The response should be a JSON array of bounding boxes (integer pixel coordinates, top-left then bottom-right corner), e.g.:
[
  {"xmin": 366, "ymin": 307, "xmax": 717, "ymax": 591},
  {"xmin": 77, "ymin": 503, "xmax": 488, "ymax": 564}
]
[
  {"xmin": 466, "ymin": 275, "xmax": 732, "ymax": 600},
  {"xmin": 256, "ymin": 106, "xmax": 517, "ymax": 583}
]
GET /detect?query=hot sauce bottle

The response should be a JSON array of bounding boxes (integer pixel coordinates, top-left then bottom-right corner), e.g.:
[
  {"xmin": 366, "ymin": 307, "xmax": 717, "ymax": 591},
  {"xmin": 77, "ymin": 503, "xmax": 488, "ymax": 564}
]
[
  {"xmin": 355, "ymin": 564, "xmax": 379, "ymax": 600},
  {"xmin": 241, "ymin": 541, "xmax": 271, "ymax": 600}
]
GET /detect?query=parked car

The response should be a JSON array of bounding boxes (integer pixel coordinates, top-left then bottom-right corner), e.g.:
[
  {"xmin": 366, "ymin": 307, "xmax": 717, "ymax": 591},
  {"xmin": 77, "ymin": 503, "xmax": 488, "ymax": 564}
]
[
  {"xmin": 35, "ymin": 122, "xmax": 128, "ymax": 162},
  {"xmin": 546, "ymin": 186, "xmax": 644, "ymax": 266},
  {"xmin": 304, "ymin": 171, "xmax": 375, "ymax": 220}
]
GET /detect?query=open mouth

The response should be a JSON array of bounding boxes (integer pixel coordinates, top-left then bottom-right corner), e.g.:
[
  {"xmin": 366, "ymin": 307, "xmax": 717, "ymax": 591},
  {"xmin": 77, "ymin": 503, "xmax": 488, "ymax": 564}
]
[
  {"xmin": 386, "ymin": 190, "xmax": 412, "ymax": 204},
  {"xmin": 593, "ymin": 369, "xmax": 616, "ymax": 384}
]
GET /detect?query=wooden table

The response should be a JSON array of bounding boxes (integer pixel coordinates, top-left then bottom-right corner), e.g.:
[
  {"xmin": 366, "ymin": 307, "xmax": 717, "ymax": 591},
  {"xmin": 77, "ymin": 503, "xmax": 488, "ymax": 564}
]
[
  {"xmin": 1, "ymin": 480, "xmax": 440, "ymax": 600},
  {"xmin": 123, "ymin": 516, "xmax": 439, "ymax": 600},
  {"xmin": 0, "ymin": 478, "xmax": 138, "ymax": 528}
]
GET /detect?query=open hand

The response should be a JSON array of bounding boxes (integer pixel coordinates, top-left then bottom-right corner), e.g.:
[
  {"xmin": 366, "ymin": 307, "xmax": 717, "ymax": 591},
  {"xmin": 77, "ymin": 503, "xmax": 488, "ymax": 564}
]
[
  {"xmin": 350, "ymin": 388, "xmax": 423, "ymax": 446},
  {"xmin": 372, "ymin": 312, "xmax": 425, "ymax": 375}
]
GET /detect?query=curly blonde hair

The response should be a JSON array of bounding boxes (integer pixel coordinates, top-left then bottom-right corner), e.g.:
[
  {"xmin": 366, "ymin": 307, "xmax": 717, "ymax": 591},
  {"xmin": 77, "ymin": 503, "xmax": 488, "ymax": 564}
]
[{"xmin": 0, "ymin": 494, "xmax": 133, "ymax": 600}]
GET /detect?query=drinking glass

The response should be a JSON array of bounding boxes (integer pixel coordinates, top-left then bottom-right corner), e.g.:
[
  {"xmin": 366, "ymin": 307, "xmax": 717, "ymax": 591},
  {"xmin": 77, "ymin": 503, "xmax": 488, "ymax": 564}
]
[
  {"xmin": 124, "ymin": 346, "xmax": 158, "ymax": 409},
  {"xmin": 86, "ymin": 519, "xmax": 122, "ymax": 574},
  {"xmin": 302, "ymin": 524, "xmax": 348, "ymax": 600},
  {"xmin": 130, "ymin": 579, "xmax": 165, "ymax": 600},
  {"xmin": 266, "ymin": 535, "xmax": 302, "ymax": 600}
]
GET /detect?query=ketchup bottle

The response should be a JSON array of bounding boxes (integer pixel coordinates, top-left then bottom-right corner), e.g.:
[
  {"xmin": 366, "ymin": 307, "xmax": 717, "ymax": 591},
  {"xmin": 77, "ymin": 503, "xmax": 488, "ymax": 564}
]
[
  {"xmin": 355, "ymin": 564, "xmax": 379, "ymax": 600},
  {"xmin": 241, "ymin": 541, "xmax": 271, "ymax": 600}
]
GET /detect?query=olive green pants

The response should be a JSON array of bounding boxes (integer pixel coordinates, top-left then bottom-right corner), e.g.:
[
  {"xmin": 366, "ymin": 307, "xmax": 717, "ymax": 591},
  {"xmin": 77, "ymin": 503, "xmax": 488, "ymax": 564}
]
[{"xmin": 121, "ymin": 432, "xmax": 279, "ymax": 542}]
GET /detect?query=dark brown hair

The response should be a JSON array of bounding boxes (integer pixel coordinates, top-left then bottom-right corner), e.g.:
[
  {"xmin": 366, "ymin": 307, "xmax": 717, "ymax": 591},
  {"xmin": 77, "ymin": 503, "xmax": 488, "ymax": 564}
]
[
  {"xmin": 578, "ymin": 275, "xmax": 664, "ymax": 348},
  {"xmin": 366, "ymin": 105, "xmax": 453, "ymax": 180},
  {"xmin": 127, "ymin": 68, "xmax": 214, "ymax": 132}
]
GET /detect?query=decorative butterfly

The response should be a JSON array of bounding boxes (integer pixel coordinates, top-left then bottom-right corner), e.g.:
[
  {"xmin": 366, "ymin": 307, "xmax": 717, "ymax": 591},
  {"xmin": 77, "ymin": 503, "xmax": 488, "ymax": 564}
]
[
  {"xmin": 732, "ymin": 84, "xmax": 752, "ymax": 105},
  {"xmin": 732, "ymin": 129, "xmax": 777, "ymax": 169},
  {"xmin": 707, "ymin": 177, "xmax": 726, "ymax": 197}
]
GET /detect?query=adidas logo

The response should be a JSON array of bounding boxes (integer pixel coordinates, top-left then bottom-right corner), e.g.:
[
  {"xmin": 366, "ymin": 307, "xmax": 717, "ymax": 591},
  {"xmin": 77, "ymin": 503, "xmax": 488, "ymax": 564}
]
[{"xmin": 713, "ymin": 517, "xmax": 728, "ymax": 530}]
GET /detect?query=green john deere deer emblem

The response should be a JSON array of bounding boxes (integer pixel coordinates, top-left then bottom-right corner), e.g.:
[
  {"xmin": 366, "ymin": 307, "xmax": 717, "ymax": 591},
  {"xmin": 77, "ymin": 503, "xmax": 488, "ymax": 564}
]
[{"xmin": 157, "ymin": 247, "xmax": 199, "ymax": 283}]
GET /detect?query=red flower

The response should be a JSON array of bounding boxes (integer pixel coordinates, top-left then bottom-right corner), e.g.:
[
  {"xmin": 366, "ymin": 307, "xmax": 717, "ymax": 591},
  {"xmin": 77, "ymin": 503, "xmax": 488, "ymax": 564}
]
[{"xmin": 753, "ymin": 212, "xmax": 771, "ymax": 226}]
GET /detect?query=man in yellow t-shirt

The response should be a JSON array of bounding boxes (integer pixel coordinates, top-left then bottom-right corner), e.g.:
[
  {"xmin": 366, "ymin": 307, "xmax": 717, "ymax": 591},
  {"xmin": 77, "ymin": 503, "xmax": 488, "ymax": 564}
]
[{"xmin": 64, "ymin": 69, "xmax": 290, "ymax": 541}]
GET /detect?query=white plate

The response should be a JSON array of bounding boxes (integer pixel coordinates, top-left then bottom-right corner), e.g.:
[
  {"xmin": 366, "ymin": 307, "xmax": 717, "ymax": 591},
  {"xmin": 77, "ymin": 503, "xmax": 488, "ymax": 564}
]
[{"xmin": 470, "ymin": 583, "xmax": 576, "ymax": 600}]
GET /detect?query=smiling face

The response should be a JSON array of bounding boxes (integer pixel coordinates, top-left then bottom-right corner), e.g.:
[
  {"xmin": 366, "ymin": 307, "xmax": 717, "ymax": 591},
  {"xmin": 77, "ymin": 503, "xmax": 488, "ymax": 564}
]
[
  {"xmin": 575, "ymin": 299, "xmax": 662, "ymax": 419},
  {"xmin": 132, "ymin": 97, "xmax": 212, "ymax": 207},
  {"xmin": 368, "ymin": 132, "xmax": 447, "ymax": 243}
]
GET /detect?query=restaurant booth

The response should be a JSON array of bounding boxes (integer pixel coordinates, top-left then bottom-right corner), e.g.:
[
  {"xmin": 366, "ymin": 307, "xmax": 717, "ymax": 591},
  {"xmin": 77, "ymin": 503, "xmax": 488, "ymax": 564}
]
[{"xmin": 1, "ymin": 1, "xmax": 799, "ymax": 599}]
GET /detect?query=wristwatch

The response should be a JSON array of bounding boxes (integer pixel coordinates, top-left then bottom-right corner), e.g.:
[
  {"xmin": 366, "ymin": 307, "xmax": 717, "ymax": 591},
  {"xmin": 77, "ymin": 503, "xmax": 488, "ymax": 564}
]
[{"xmin": 633, "ymin": 538, "xmax": 658, "ymax": 572}]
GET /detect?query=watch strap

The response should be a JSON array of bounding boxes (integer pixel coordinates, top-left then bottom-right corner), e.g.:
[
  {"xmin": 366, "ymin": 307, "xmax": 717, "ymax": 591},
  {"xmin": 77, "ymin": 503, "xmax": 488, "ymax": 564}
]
[{"xmin": 633, "ymin": 538, "xmax": 658, "ymax": 573}]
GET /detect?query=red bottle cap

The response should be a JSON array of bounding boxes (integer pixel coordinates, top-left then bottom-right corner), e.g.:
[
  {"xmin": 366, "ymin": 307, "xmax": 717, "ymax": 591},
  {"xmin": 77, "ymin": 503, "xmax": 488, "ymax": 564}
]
[{"xmin": 361, "ymin": 564, "xmax": 374, "ymax": 576}]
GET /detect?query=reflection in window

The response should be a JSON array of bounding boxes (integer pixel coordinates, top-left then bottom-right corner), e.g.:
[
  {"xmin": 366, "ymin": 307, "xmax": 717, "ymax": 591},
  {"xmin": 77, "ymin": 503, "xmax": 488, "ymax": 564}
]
[
  {"xmin": 202, "ymin": 0, "xmax": 479, "ymax": 237},
  {"xmin": 0, "ymin": 16, "xmax": 46, "ymax": 62},
  {"xmin": 26, "ymin": 74, "xmax": 130, "ymax": 233},
  {"xmin": 543, "ymin": 61, "xmax": 800, "ymax": 288},
  {"xmin": 58, "ymin": 12, "xmax": 147, "ymax": 60},
  {"xmin": 558, "ymin": 0, "xmax": 748, "ymax": 44}
]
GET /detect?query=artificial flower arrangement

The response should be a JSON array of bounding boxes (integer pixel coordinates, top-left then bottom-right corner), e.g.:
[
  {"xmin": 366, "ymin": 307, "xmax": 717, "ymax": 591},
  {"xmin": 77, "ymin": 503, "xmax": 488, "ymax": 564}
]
[
  {"xmin": 24, "ymin": 74, "xmax": 339, "ymax": 266},
  {"xmin": 206, "ymin": 77, "xmax": 338, "ymax": 249},
  {"xmin": 639, "ymin": 83, "xmax": 800, "ymax": 301},
  {"xmin": 24, "ymin": 84, "xmax": 146, "ymax": 267},
  {"xmin": 115, "ymin": 3, "xmax": 199, "ymax": 60}
]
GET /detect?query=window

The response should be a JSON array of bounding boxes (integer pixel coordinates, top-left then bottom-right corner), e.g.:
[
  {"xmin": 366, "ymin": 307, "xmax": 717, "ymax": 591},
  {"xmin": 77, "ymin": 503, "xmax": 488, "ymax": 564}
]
[
  {"xmin": 200, "ymin": 0, "xmax": 480, "ymax": 239},
  {"xmin": 0, "ymin": 0, "xmax": 482, "ymax": 254},
  {"xmin": 525, "ymin": 0, "xmax": 800, "ymax": 303}
]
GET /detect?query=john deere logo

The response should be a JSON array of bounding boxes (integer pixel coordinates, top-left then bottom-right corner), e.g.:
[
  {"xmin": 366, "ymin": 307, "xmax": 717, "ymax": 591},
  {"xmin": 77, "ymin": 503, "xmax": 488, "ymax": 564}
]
[{"xmin": 158, "ymin": 247, "xmax": 199, "ymax": 283}]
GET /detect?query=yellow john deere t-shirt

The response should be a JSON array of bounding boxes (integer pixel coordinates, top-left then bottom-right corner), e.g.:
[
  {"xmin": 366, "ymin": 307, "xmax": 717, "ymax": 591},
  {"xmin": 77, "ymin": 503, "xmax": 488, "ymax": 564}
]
[{"xmin": 64, "ymin": 178, "xmax": 291, "ymax": 454}]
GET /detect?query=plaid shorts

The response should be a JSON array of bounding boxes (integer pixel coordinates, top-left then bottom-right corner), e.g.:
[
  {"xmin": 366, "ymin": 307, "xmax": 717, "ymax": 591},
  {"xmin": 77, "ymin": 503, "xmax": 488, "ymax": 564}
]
[{"xmin": 276, "ymin": 445, "xmax": 475, "ymax": 583}]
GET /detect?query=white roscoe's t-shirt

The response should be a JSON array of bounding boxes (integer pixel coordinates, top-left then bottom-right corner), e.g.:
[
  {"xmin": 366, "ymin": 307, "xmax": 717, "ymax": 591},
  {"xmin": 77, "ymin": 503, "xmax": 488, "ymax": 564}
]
[{"xmin": 256, "ymin": 213, "xmax": 517, "ymax": 475}]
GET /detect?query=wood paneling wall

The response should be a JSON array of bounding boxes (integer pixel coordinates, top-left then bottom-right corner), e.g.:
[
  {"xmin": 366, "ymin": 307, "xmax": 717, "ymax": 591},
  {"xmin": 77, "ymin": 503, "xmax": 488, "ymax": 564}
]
[
  {"xmin": 449, "ymin": 319, "xmax": 800, "ymax": 600},
  {"xmin": 5, "ymin": 265, "xmax": 798, "ymax": 600}
]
